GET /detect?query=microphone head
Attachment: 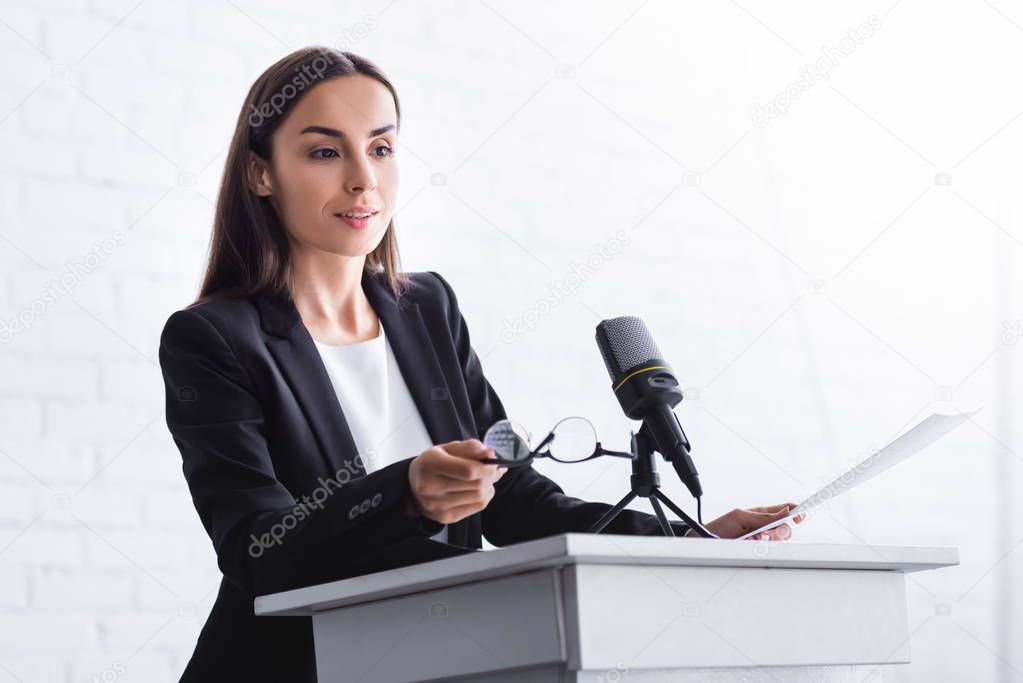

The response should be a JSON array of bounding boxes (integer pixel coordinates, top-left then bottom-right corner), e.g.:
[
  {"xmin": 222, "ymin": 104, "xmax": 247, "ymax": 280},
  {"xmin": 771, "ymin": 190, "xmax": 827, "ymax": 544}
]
[
  {"xmin": 595, "ymin": 316, "xmax": 696, "ymax": 496},
  {"xmin": 595, "ymin": 316, "xmax": 665, "ymax": 382}
]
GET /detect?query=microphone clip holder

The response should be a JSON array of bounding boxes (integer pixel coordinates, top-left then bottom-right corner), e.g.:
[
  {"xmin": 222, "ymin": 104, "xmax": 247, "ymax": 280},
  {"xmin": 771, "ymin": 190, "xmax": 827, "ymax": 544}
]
[{"xmin": 587, "ymin": 423, "xmax": 718, "ymax": 538}]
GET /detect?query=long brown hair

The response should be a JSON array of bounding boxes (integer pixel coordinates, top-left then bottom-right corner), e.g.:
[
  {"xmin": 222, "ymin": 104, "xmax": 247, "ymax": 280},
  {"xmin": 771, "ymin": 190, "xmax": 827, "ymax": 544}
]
[{"xmin": 192, "ymin": 46, "xmax": 410, "ymax": 308}]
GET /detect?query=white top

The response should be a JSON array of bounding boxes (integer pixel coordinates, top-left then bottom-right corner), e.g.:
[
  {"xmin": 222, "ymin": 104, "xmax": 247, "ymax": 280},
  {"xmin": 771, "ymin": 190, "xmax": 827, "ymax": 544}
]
[{"xmin": 312, "ymin": 324, "xmax": 448, "ymax": 544}]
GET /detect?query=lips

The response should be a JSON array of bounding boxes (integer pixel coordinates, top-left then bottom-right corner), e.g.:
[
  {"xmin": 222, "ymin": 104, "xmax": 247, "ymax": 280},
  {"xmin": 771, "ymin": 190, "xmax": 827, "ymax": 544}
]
[
  {"xmin": 335, "ymin": 212, "xmax": 377, "ymax": 229},
  {"xmin": 335, "ymin": 206, "xmax": 379, "ymax": 218}
]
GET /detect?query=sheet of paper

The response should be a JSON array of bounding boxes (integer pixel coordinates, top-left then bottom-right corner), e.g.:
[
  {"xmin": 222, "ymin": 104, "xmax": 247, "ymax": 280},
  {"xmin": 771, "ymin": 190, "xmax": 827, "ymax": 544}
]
[{"xmin": 736, "ymin": 409, "xmax": 977, "ymax": 540}]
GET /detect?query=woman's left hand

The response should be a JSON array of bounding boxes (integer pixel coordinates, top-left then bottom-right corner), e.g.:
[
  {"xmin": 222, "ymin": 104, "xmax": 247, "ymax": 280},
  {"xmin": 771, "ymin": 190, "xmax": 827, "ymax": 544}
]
[{"xmin": 684, "ymin": 502, "xmax": 805, "ymax": 540}]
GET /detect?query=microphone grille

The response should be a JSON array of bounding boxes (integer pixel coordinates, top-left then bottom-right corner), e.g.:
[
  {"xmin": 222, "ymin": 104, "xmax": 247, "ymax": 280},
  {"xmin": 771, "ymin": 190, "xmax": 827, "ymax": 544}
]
[{"xmin": 596, "ymin": 316, "xmax": 663, "ymax": 376}]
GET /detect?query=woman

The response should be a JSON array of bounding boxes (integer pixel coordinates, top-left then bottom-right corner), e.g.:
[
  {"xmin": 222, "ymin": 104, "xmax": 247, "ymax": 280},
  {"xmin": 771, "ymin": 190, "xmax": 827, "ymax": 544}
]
[{"xmin": 158, "ymin": 46, "xmax": 801, "ymax": 682}]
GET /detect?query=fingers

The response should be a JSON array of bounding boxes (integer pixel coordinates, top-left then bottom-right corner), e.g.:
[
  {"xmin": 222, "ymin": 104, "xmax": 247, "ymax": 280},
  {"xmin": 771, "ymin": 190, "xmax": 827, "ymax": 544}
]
[
  {"xmin": 445, "ymin": 440, "xmax": 509, "ymax": 478},
  {"xmin": 420, "ymin": 488, "xmax": 498, "ymax": 524},
  {"xmin": 429, "ymin": 442, "xmax": 496, "ymax": 482},
  {"xmin": 441, "ymin": 438, "xmax": 490, "ymax": 458},
  {"xmin": 748, "ymin": 502, "xmax": 798, "ymax": 515},
  {"xmin": 778, "ymin": 506, "xmax": 806, "ymax": 524},
  {"xmin": 419, "ymin": 479, "xmax": 487, "ymax": 494},
  {"xmin": 420, "ymin": 465, "xmax": 504, "ymax": 495},
  {"xmin": 411, "ymin": 442, "xmax": 507, "ymax": 525},
  {"xmin": 726, "ymin": 505, "xmax": 795, "ymax": 542},
  {"xmin": 441, "ymin": 501, "xmax": 490, "ymax": 524},
  {"xmin": 745, "ymin": 504, "xmax": 804, "ymax": 528},
  {"xmin": 752, "ymin": 522, "xmax": 791, "ymax": 541},
  {"xmin": 735, "ymin": 506, "xmax": 790, "ymax": 527},
  {"xmin": 419, "ymin": 487, "xmax": 494, "ymax": 508},
  {"xmin": 416, "ymin": 442, "xmax": 505, "ymax": 501},
  {"xmin": 744, "ymin": 503, "xmax": 801, "ymax": 540}
]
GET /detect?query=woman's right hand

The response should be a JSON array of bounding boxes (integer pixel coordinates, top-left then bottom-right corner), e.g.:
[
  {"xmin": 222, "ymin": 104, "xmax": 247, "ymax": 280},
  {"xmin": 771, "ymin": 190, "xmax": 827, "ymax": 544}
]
[{"xmin": 406, "ymin": 439, "xmax": 508, "ymax": 524}]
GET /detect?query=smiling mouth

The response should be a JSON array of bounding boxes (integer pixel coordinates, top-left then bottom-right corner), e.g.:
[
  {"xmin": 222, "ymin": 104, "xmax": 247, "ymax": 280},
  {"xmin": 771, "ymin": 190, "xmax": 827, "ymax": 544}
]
[
  {"xmin": 335, "ymin": 210, "xmax": 379, "ymax": 219},
  {"xmin": 334, "ymin": 212, "xmax": 378, "ymax": 229}
]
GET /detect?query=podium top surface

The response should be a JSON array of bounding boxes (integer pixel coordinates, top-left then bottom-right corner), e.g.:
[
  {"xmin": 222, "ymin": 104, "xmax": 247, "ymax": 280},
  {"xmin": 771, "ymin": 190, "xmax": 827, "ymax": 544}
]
[{"xmin": 255, "ymin": 533, "xmax": 958, "ymax": 617}]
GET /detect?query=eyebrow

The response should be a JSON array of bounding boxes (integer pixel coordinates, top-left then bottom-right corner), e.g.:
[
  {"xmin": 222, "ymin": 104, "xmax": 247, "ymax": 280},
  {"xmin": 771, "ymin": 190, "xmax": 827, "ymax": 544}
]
[{"xmin": 299, "ymin": 124, "xmax": 395, "ymax": 139}]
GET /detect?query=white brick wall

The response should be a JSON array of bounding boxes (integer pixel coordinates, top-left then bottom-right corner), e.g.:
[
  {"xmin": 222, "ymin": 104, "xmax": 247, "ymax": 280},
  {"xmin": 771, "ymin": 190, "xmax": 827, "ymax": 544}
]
[{"xmin": 1, "ymin": 1, "xmax": 1020, "ymax": 681}]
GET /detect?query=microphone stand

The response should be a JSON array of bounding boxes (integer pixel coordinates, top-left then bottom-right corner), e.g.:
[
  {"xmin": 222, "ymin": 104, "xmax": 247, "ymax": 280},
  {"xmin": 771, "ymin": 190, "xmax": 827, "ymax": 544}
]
[{"xmin": 587, "ymin": 422, "xmax": 719, "ymax": 538}]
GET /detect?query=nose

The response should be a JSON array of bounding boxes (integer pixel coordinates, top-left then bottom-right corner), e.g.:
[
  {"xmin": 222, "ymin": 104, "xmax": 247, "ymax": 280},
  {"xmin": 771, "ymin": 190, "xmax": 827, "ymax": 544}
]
[{"xmin": 345, "ymin": 154, "xmax": 376, "ymax": 194}]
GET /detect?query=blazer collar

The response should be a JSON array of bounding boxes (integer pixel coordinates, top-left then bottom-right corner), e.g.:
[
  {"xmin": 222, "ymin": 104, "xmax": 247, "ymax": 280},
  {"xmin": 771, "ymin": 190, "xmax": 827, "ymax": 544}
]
[{"xmin": 253, "ymin": 269, "xmax": 465, "ymax": 478}]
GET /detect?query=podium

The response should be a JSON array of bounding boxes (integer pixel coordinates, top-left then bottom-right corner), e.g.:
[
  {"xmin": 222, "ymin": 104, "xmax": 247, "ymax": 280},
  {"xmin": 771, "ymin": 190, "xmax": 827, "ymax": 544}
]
[{"xmin": 255, "ymin": 534, "xmax": 958, "ymax": 682}]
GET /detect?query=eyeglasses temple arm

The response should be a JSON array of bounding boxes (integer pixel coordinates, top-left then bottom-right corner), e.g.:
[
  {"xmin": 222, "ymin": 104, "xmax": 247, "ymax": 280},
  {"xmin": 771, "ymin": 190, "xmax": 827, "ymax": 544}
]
[
  {"xmin": 532, "ymin": 430, "xmax": 555, "ymax": 457},
  {"xmin": 597, "ymin": 443, "xmax": 636, "ymax": 459}
]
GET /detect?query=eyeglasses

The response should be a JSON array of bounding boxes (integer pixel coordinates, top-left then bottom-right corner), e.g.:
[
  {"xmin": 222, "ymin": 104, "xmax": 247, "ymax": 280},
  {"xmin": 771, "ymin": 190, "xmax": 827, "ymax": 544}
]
[{"xmin": 479, "ymin": 416, "xmax": 635, "ymax": 467}]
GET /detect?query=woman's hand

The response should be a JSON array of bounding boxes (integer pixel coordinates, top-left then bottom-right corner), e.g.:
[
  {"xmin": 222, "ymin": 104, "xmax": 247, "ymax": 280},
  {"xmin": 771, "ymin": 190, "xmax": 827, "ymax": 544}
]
[
  {"xmin": 683, "ymin": 502, "xmax": 806, "ymax": 540},
  {"xmin": 406, "ymin": 439, "xmax": 508, "ymax": 525}
]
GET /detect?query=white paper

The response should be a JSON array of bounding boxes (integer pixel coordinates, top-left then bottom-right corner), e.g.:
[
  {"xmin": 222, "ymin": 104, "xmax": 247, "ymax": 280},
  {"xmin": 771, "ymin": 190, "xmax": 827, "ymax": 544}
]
[{"xmin": 736, "ymin": 409, "xmax": 977, "ymax": 540}]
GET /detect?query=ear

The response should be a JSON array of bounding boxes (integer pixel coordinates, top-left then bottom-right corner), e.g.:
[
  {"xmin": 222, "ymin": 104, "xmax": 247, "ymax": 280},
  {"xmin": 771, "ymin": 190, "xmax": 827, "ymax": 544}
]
[{"xmin": 248, "ymin": 151, "xmax": 273, "ymax": 197}]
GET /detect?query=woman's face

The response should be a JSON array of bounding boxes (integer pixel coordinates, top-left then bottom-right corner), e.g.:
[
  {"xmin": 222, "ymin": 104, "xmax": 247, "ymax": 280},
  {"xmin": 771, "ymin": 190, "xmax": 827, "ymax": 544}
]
[{"xmin": 253, "ymin": 74, "xmax": 399, "ymax": 258}]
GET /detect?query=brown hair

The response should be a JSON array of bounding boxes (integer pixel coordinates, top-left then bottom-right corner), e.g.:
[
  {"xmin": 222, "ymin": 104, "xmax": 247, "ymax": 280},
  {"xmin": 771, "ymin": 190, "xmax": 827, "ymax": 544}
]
[{"xmin": 192, "ymin": 46, "xmax": 410, "ymax": 307}]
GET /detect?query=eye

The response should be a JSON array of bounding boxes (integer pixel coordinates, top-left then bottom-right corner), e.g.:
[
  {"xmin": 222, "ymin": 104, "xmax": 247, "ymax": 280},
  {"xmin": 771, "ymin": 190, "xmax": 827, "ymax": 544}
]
[
  {"xmin": 372, "ymin": 144, "xmax": 394, "ymax": 158},
  {"xmin": 310, "ymin": 148, "xmax": 339, "ymax": 160}
]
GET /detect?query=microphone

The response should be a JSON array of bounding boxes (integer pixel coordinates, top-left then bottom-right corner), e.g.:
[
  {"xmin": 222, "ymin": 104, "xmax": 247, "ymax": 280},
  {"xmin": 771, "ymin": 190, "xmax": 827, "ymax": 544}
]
[{"xmin": 595, "ymin": 316, "xmax": 703, "ymax": 499}]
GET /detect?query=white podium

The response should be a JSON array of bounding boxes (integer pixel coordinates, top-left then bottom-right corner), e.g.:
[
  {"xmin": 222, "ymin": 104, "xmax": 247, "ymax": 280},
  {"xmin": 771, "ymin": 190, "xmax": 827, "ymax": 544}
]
[{"xmin": 255, "ymin": 534, "xmax": 958, "ymax": 682}]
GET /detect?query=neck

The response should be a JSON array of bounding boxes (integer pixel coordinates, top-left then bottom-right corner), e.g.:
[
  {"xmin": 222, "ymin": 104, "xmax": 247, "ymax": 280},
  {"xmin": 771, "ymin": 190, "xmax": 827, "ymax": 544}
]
[{"xmin": 287, "ymin": 250, "xmax": 377, "ymax": 342}]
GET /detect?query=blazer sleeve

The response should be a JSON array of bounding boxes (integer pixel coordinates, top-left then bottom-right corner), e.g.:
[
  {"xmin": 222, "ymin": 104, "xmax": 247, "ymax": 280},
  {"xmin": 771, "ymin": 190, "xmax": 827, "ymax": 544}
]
[
  {"xmin": 428, "ymin": 271, "xmax": 691, "ymax": 546},
  {"xmin": 159, "ymin": 307, "xmax": 450, "ymax": 596}
]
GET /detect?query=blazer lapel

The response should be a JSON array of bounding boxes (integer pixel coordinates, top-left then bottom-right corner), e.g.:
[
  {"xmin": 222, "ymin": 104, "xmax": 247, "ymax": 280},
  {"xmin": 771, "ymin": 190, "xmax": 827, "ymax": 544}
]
[
  {"xmin": 254, "ymin": 269, "xmax": 465, "ymax": 480},
  {"xmin": 363, "ymin": 270, "xmax": 467, "ymax": 448}
]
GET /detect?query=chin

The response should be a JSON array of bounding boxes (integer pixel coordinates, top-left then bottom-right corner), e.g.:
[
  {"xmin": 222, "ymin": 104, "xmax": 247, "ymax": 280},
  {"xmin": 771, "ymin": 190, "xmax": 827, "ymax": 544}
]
[{"xmin": 326, "ymin": 237, "xmax": 386, "ymax": 257}]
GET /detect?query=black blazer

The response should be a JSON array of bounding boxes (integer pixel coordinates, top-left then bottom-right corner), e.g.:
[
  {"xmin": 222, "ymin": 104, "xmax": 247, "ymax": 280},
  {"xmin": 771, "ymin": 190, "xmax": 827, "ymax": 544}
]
[{"xmin": 158, "ymin": 268, "xmax": 689, "ymax": 682}]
